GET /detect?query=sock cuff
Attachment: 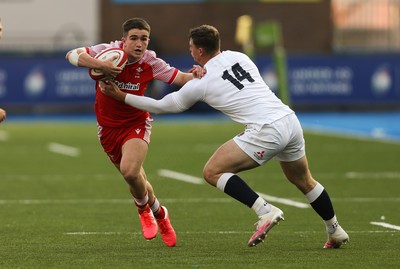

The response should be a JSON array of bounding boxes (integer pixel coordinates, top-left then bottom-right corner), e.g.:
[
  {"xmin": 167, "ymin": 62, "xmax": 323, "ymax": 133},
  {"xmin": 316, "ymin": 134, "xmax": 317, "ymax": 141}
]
[
  {"xmin": 216, "ymin": 172, "xmax": 235, "ymax": 191},
  {"xmin": 306, "ymin": 182, "xmax": 324, "ymax": 203},
  {"xmin": 150, "ymin": 197, "xmax": 160, "ymax": 213},
  {"xmin": 134, "ymin": 192, "xmax": 149, "ymax": 207}
]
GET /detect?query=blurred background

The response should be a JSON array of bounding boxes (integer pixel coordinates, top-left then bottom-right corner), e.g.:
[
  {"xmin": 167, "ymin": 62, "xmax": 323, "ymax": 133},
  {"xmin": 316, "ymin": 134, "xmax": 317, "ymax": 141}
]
[{"xmin": 0, "ymin": 0, "xmax": 400, "ymax": 115}]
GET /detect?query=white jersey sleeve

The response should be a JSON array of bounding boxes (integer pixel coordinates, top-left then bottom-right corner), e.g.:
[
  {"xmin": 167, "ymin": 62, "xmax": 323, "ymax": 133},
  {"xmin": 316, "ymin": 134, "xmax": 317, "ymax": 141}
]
[
  {"xmin": 124, "ymin": 79, "xmax": 204, "ymax": 114},
  {"xmin": 125, "ymin": 50, "xmax": 293, "ymax": 126}
]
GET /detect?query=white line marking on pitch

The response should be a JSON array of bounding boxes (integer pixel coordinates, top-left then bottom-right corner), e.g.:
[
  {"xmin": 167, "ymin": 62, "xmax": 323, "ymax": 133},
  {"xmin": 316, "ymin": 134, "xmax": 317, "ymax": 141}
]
[
  {"xmin": 65, "ymin": 229, "xmax": 399, "ymax": 236},
  {"xmin": 257, "ymin": 192, "xmax": 310, "ymax": 208},
  {"xmin": 66, "ymin": 232, "xmax": 121, "ymax": 235},
  {"xmin": 65, "ymin": 231, "xmax": 253, "ymax": 236},
  {"xmin": 346, "ymin": 171, "xmax": 400, "ymax": 179},
  {"xmin": 0, "ymin": 198, "xmax": 232, "ymax": 205},
  {"xmin": 0, "ymin": 199, "xmax": 132, "ymax": 205},
  {"xmin": 48, "ymin": 142, "xmax": 80, "ymax": 157},
  {"xmin": 370, "ymin": 221, "xmax": 400, "ymax": 231},
  {"xmin": 158, "ymin": 169, "xmax": 309, "ymax": 209},
  {"xmin": 158, "ymin": 169, "xmax": 203, "ymax": 184}
]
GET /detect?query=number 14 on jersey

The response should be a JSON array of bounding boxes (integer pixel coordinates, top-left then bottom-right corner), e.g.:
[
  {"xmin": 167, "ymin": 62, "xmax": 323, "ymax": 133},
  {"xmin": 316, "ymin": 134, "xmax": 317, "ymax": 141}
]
[{"xmin": 222, "ymin": 63, "xmax": 255, "ymax": 90}]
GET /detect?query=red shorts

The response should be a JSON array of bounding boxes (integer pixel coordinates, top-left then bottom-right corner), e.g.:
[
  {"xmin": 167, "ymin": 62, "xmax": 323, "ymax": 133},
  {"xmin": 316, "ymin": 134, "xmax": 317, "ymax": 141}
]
[{"xmin": 97, "ymin": 117, "xmax": 152, "ymax": 164}]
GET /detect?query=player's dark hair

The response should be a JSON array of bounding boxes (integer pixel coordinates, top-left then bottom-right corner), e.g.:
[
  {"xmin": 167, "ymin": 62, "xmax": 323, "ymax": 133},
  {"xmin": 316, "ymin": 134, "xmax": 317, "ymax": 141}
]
[
  {"xmin": 189, "ymin": 25, "xmax": 220, "ymax": 55},
  {"xmin": 122, "ymin": 18, "xmax": 151, "ymax": 37}
]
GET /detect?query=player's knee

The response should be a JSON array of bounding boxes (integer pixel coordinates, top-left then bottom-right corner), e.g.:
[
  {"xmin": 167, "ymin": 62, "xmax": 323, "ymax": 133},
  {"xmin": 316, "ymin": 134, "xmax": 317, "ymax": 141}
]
[
  {"xmin": 292, "ymin": 173, "xmax": 316, "ymax": 194},
  {"xmin": 202, "ymin": 165, "xmax": 218, "ymax": 186},
  {"xmin": 120, "ymin": 168, "xmax": 140, "ymax": 185}
]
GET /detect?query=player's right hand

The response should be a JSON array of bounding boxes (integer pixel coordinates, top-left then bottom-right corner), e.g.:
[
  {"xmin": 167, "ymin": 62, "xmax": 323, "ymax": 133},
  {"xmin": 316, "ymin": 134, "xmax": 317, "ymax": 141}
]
[
  {"xmin": 99, "ymin": 56, "xmax": 123, "ymax": 78},
  {"xmin": 189, "ymin": 65, "xmax": 206, "ymax": 79}
]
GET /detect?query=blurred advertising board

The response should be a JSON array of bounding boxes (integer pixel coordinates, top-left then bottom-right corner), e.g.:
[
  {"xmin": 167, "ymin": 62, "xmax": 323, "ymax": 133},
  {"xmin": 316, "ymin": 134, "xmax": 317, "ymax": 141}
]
[
  {"xmin": 0, "ymin": 55, "xmax": 95, "ymax": 106},
  {"xmin": 0, "ymin": 53, "xmax": 399, "ymax": 112},
  {"xmin": 258, "ymin": 54, "xmax": 400, "ymax": 108}
]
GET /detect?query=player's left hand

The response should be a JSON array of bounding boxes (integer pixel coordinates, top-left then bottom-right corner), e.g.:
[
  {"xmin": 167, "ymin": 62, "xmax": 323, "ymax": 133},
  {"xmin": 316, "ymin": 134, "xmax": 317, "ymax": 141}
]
[
  {"xmin": 189, "ymin": 65, "xmax": 206, "ymax": 79},
  {"xmin": 99, "ymin": 81, "xmax": 126, "ymax": 102}
]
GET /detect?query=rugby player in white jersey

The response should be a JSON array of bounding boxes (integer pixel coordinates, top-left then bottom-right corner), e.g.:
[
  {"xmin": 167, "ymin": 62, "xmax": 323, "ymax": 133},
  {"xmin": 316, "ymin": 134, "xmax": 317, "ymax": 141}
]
[{"xmin": 99, "ymin": 25, "xmax": 349, "ymax": 249}]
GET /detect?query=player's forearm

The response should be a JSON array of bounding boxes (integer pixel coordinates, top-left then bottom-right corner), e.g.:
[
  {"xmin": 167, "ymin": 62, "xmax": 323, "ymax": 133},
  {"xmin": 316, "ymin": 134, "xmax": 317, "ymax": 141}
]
[
  {"xmin": 76, "ymin": 52, "xmax": 105, "ymax": 69},
  {"xmin": 66, "ymin": 48, "xmax": 104, "ymax": 69},
  {"xmin": 124, "ymin": 94, "xmax": 184, "ymax": 114},
  {"xmin": 173, "ymin": 71, "xmax": 194, "ymax": 86}
]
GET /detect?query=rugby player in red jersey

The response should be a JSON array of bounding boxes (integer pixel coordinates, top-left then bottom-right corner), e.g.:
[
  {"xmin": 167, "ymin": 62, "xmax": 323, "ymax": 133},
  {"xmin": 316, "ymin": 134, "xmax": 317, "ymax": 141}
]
[{"xmin": 66, "ymin": 18, "xmax": 204, "ymax": 247}]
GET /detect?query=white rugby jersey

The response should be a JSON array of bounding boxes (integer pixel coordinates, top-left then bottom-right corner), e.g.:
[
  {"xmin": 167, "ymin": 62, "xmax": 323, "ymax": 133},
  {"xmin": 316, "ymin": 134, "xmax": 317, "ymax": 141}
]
[{"xmin": 125, "ymin": 50, "xmax": 293, "ymax": 127}]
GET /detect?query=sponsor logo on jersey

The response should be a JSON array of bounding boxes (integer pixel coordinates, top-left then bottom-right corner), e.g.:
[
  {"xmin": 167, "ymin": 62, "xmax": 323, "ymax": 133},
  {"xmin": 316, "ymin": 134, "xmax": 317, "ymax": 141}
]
[
  {"xmin": 114, "ymin": 80, "xmax": 140, "ymax": 91},
  {"xmin": 135, "ymin": 128, "xmax": 141, "ymax": 134}
]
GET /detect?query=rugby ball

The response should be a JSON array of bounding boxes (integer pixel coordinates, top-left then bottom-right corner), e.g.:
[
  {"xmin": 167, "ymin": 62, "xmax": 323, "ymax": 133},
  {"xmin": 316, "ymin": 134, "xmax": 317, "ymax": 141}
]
[{"xmin": 89, "ymin": 48, "xmax": 128, "ymax": 81}]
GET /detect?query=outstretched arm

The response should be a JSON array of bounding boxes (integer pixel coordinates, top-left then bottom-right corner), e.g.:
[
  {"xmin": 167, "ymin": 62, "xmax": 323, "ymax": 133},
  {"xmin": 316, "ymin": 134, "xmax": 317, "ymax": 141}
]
[
  {"xmin": 173, "ymin": 65, "xmax": 206, "ymax": 86},
  {"xmin": 99, "ymin": 81, "xmax": 194, "ymax": 114}
]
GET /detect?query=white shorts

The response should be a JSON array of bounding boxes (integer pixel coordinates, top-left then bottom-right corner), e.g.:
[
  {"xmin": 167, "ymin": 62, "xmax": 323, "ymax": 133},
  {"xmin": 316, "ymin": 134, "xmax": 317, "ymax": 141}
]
[{"xmin": 233, "ymin": 113, "xmax": 305, "ymax": 165}]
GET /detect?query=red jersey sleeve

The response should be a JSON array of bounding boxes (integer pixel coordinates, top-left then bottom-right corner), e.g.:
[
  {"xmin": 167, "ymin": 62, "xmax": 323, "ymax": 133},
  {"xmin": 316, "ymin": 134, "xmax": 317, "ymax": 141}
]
[{"xmin": 141, "ymin": 50, "xmax": 179, "ymax": 84}]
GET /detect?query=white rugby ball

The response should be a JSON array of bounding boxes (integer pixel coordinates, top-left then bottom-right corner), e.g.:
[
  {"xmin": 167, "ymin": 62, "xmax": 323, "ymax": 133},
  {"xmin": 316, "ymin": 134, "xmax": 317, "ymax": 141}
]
[{"xmin": 89, "ymin": 48, "xmax": 128, "ymax": 81}]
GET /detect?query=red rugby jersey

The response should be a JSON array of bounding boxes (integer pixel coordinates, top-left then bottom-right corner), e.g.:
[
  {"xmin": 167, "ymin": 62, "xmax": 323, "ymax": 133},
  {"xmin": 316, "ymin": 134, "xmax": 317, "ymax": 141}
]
[{"xmin": 86, "ymin": 41, "xmax": 179, "ymax": 127}]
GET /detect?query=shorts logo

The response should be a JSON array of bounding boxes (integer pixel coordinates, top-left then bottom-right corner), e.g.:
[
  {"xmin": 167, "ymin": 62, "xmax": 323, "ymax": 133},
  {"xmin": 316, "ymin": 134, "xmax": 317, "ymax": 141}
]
[
  {"xmin": 253, "ymin": 151, "xmax": 265, "ymax": 160},
  {"xmin": 135, "ymin": 129, "xmax": 141, "ymax": 134}
]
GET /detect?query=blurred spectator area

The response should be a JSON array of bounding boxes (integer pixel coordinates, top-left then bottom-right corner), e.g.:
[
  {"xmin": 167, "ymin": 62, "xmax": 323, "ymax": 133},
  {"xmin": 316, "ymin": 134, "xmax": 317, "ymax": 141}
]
[
  {"xmin": 0, "ymin": 0, "xmax": 398, "ymax": 54},
  {"xmin": 0, "ymin": 0, "xmax": 99, "ymax": 52},
  {"xmin": 332, "ymin": 0, "xmax": 400, "ymax": 52},
  {"xmin": 99, "ymin": 0, "xmax": 333, "ymax": 54},
  {"xmin": 1, "ymin": 0, "xmax": 399, "ymax": 114}
]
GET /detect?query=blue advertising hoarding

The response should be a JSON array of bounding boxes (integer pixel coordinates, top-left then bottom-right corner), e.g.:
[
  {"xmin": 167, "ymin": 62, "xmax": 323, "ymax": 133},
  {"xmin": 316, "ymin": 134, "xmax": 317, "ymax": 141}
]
[
  {"xmin": 0, "ymin": 56, "xmax": 95, "ymax": 106},
  {"xmin": 253, "ymin": 54, "xmax": 400, "ymax": 107},
  {"xmin": 0, "ymin": 53, "xmax": 399, "ymax": 111},
  {"xmin": 285, "ymin": 55, "xmax": 399, "ymax": 106}
]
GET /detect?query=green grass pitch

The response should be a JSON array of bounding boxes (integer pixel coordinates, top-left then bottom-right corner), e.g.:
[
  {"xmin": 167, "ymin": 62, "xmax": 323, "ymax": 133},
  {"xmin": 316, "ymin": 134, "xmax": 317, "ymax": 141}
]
[{"xmin": 0, "ymin": 118, "xmax": 399, "ymax": 268}]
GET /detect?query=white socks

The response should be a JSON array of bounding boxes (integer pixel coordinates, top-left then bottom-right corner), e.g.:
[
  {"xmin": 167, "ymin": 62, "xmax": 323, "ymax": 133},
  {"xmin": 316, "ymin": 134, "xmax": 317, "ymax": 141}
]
[
  {"xmin": 134, "ymin": 192, "xmax": 149, "ymax": 208},
  {"xmin": 251, "ymin": 196, "xmax": 272, "ymax": 216},
  {"xmin": 325, "ymin": 215, "xmax": 339, "ymax": 234}
]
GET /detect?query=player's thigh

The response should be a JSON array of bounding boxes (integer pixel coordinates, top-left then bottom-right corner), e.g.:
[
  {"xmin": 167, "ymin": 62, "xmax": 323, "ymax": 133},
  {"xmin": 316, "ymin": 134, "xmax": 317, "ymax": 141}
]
[
  {"xmin": 204, "ymin": 139, "xmax": 258, "ymax": 179},
  {"xmin": 120, "ymin": 138, "xmax": 149, "ymax": 176},
  {"xmin": 274, "ymin": 114, "xmax": 305, "ymax": 162}
]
